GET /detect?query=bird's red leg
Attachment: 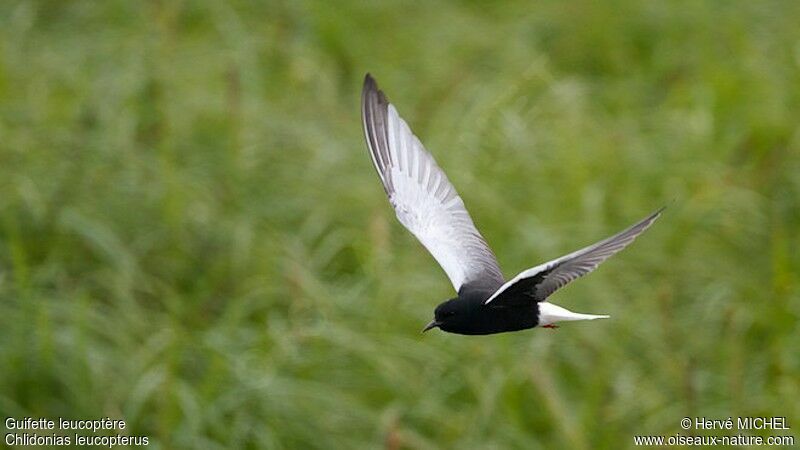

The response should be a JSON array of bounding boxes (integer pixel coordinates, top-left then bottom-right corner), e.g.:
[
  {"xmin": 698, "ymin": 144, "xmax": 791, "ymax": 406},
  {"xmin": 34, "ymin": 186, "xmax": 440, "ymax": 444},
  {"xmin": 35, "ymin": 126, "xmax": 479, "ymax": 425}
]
[{"xmin": 542, "ymin": 324, "xmax": 559, "ymax": 329}]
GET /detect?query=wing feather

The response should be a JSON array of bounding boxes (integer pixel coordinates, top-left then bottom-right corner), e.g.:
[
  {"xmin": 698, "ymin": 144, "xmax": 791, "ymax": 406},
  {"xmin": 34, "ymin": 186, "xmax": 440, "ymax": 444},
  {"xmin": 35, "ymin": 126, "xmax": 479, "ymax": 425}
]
[
  {"xmin": 485, "ymin": 208, "xmax": 663, "ymax": 305},
  {"xmin": 361, "ymin": 74, "xmax": 504, "ymax": 292}
]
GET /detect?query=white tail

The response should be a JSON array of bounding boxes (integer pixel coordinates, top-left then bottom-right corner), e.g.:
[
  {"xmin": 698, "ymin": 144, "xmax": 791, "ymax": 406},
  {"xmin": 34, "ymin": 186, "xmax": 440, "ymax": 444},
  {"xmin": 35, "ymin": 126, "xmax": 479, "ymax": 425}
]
[{"xmin": 538, "ymin": 302, "xmax": 609, "ymax": 327}]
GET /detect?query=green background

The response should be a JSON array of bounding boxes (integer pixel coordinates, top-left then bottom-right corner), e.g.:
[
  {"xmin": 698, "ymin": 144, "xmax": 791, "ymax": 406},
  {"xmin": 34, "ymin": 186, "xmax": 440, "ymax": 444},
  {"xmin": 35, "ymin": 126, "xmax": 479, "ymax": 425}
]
[{"xmin": 1, "ymin": 1, "xmax": 798, "ymax": 448}]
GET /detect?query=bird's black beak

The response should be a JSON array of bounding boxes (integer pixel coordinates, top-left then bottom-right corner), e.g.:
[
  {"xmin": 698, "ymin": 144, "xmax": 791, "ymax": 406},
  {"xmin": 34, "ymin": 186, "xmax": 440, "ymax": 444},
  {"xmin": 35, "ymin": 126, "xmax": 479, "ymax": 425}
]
[{"xmin": 421, "ymin": 320, "xmax": 440, "ymax": 333}]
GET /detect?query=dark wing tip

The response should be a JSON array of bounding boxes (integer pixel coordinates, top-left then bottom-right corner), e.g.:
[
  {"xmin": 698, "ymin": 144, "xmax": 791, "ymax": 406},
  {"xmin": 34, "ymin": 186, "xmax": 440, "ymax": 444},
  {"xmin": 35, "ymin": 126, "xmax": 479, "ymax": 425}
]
[
  {"xmin": 645, "ymin": 205, "xmax": 666, "ymax": 226},
  {"xmin": 617, "ymin": 206, "xmax": 665, "ymax": 243},
  {"xmin": 361, "ymin": 73, "xmax": 393, "ymax": 195},
  {"xmin": 362, "ymin": 73, "xmax": 389, "ymax": 108},
  {"xmin": 363, "ymin": 73, "xmax": 375, "ymax": 96}
]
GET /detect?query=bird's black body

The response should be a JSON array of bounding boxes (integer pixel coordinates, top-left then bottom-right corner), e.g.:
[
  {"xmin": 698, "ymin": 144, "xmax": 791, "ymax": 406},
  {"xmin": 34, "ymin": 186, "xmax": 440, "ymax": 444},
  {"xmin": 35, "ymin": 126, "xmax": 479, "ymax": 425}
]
[{"xmin": 431, "ymin": 281, "xmax": 539, "ymax": 335}]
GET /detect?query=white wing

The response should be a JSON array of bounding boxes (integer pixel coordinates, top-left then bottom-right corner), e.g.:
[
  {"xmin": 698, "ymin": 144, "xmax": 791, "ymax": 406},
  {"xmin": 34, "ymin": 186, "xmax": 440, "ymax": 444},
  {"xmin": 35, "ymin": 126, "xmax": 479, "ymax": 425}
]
[
  {"xmin": 485, "ymin": 208, "xmax": 663, "ymax": 305},
  {"xmin": 362, "ymin": 74, "xmax": 504, "ymax": 292}
]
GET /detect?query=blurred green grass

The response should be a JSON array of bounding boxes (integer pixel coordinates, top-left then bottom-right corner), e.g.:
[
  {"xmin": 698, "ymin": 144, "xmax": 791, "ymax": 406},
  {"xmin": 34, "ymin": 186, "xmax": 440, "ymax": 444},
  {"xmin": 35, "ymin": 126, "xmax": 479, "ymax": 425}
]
[{"xmin": 1, "ymin": 0, "xmax": 799, "ymax": 448}]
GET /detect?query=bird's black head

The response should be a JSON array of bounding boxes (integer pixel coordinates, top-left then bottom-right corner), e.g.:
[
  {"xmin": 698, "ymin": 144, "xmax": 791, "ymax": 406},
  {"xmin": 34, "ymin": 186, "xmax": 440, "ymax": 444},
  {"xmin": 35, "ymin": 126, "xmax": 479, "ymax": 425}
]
[{"xmin": 422, "ymin": 298, "xmax": 466, "ymax": 333}]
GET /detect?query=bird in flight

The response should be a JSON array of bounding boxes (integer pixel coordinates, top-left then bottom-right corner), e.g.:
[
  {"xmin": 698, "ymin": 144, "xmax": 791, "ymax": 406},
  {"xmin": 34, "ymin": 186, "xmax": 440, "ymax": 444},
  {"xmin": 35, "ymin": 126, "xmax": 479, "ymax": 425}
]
[{"xmin": 361, "ymin": 74, "xmax": 663, "ymax": 335}]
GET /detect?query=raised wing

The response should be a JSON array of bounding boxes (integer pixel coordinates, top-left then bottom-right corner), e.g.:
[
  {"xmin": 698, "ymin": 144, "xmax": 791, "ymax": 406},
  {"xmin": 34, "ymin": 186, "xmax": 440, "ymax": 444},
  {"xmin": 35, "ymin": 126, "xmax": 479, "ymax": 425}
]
[
  {"xmin": 361, "ymin": 74, "xmax": 504, "ymax": 292},
  {"xmin": 485, "ymin": 208, "xmax": 663, "ymax": 306}
]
